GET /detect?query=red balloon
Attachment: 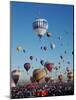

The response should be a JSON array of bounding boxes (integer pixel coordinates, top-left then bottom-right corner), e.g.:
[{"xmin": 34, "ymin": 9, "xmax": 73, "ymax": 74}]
[{"xmin": 44, "ymin": 62, "xmax": 53, "ymax": 72}]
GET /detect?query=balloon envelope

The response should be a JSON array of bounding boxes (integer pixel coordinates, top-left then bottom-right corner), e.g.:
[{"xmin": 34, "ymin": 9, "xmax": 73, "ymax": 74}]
[
  {"xmin": 33, "ymin": 18, "xmax": 48, "ymax": 36},
  {"xmin": 44, "ymin": 62, "xmax": 54, "ymax": 72},
  {"xmin": 46, "ymin": 32, "xmax": 52, "ymax": 37},
  {"xmin": 30, "ymin": 56, "xmax": 33, "ymax": 60},
  {"xmin": 50, "ymin": 43, "xmax": 55, "ymax": 49},
  {"xmin": 24, "ymin": 63, "xmax": 31, "ymax": 72},
  {"xmin": 33, "ymin": 69, "xmax": 46, "ymax": 82},
  {"xmin": 16, "ymin": 46, "xmax": 23, "ymax": 52},
  {"xmin": 11, "ymin": 69, "xmax": 21, "ymax": 85},
  {"xmin": 40, "ymin": 60, "xmax": 44, "ymax": 65}
]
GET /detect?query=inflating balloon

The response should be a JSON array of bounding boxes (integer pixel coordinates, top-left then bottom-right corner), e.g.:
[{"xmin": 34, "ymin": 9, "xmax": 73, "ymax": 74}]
[
  {"xmin": 32, "ymin": 18, "xmax": 48, "ymax": 38},
  {"xmin": 11, "ymin": 69, "xmax": 21, "ymax": 85}
]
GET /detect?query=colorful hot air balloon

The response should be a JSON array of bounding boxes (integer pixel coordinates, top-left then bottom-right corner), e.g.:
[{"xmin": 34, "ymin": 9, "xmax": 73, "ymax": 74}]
[
  {"xmin": 67, "ymin": 61, "xmax": 70, "ymax": 64},
  {"xmin": 24, "ymin": 63, "xmax": 31, "ymax": 72},
  {"xmin": 11, "ymin": 69, "xmax": 21, "ymax": 85},
  {"xmin": 32, "ymin": 18, "xmax": 48, "ymax": 38},
  {"xmin": 45, "ymin": 77, "xmax": 51, "ymax": 83},
  {"xmin": 33, "ymin": 69, "xmax": 46, "ymax": 82},
  {"xmin": 44, "ymin": 62, "xmax": 54, "ymax": 72}
]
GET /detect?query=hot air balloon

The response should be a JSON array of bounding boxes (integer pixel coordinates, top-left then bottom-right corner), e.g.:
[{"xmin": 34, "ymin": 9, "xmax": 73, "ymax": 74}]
[
  {"xmin": 16, "ymin": 46, "xmax": 23, "ymax": 52},
  {"xmin": 43, "ymin": 46, "xmax": 47, "ymax": 51},
  {"xmin": 60, "ymin": 55, "xmax": 63, "ymax": 59},
  {"xmin": 24, "ymin": 63, "xmax": 31, "ymax": 72},
  {"xmin": 58, "ymin": 74, "xmax": 64, "ymax": 82},
  {"xmin": 33, "ymin": 69, "xmax": 46, "ymax": 82},
  {"xmin": 45, "ymin": 77, "xmax": 50, "ymax": 83},
  {"xmin": 44, "ymin": 67, "xmax": 49, "ymax": 74},
  {"xmin": 66, "ymin": 67, "xmax": 71, "ymax": 72},
  {"xmin": 32, "ymin": 18, "xmax": 48, "ymax": 38},
  {"xmin": 46, "ymin": 32, "xmax": 52, "ymax": 37},
  {"xmin": 44, "ymin": 62, "xmax": 54, "ymax": 72},
  {"xmin": 54, "ymin": 66, "xmax": 58, "ymax": 71},
  {"xmin": 50, "ymin": 43, "xmax": 55, "ymax": 49},
  {"xmin": 23, "ymin": 49, "xmax": 26, "ymax": 53},
  {"xmin": 30, "ymin": 56, "xmax": 33, "ymax": 60},
  {"xmin": 11, "ymin": 69, "xmax": 21, "ymax": 85},
  {"xmin": 67, "ymin": 71, "xmax": 73, "ymax": 81},
  {"xmin": 40, "ymin": 60, "xmax": 44, "ymax": 66},
  {"xmin": 67, "ymin": 61, "xmax": 70, "ymax": 64}
]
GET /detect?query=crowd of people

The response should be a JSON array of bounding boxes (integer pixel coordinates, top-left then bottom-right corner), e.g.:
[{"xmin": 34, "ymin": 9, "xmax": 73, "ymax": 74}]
[{"xmin": 11, "ymin": 80, "xmax": 74, "ymax": 99}]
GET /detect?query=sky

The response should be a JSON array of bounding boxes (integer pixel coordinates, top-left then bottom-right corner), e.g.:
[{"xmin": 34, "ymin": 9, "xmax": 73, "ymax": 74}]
[{"xmin": 10, "ymin": 1, "xmax": 74, "ymax": 82}]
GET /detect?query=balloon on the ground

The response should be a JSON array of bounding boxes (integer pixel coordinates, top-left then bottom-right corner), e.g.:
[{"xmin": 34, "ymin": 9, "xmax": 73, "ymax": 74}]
[
  {"xmin": 67, "ymin": 71, "xmax": 73, "ymax": 81},
  {"xmin": 11, "ymin": 69, "xmax": 21, "ymax": 85},
  {"xmin": 58, "ymin": 74, "xmax": 64, "ymax": 81}
]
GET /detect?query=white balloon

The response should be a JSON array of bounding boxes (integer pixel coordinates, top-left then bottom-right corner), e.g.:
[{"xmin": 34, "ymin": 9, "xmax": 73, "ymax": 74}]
[
  {"xmin": 33, "ymin": 18, "xmax": 48, "ymax": 36},
  {"xmin": 51, "ymin": 43, "xmax": 56, "ymax": 49}
]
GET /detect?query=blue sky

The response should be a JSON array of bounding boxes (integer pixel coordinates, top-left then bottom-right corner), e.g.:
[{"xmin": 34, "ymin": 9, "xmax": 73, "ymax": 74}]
[{"xmin": 11, "ymin": 2, "xmax": 74, "ymax": 81}]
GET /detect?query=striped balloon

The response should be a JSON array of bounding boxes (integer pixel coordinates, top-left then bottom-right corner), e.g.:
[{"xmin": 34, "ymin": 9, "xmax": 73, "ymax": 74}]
[{"xmin": 33, "ymin": 18, "xmax": 48, "ymax": 37}]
